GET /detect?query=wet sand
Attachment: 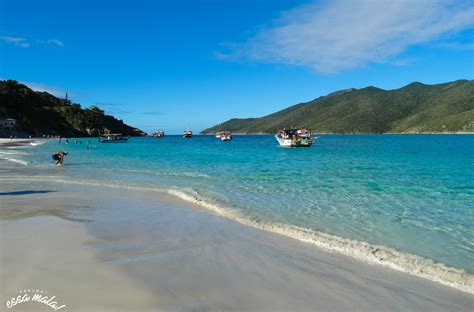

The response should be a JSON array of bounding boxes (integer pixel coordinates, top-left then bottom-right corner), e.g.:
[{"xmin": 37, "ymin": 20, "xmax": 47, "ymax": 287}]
[{"xmin": 1, "ymin": 179, "xmax": 473, "ymax": 311}]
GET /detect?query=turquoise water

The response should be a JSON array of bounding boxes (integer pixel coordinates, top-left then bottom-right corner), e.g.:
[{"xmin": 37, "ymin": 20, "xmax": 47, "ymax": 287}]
[{"xmin": 2, "ymin": 135, "xmax": 473, "ymax": 273}]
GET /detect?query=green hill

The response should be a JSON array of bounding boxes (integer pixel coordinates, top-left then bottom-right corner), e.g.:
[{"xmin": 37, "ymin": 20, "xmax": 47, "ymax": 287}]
[
  {"xmin": 0, "ymin": 80, "xmax": 145, "ymax": 137},
  {"xmin": 202, "ymin": 80, "xmax": 474, "ymax": 134}
]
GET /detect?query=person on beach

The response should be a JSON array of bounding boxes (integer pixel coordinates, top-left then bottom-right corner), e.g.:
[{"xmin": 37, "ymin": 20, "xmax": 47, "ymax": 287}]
[{"xmin": 52, "ymin": 151, "xmax": 68, "ymax": 166}]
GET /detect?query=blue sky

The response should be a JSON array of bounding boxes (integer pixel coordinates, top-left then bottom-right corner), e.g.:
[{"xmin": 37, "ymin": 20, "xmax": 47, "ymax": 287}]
[{"xmin": 1, "ymin": 0, "xmax": 473, "ymax": 134}]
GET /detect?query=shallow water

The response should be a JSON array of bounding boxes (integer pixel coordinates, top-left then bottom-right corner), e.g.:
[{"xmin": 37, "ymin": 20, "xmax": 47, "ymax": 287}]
[{"xmin": 2, "ymin": 135, "xmax": 473, "ymax": 274}]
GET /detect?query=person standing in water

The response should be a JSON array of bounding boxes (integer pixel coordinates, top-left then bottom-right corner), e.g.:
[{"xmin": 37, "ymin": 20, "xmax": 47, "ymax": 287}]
[{"xmin": 52, "ymin": 151, "xmax": 68, "ymax": 166}]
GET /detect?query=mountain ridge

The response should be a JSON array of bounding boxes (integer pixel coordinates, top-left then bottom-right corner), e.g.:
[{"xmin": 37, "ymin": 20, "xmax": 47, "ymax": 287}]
[{"xmin": 202, "ymin": 80, "xmax": 474, "ymax": 134}]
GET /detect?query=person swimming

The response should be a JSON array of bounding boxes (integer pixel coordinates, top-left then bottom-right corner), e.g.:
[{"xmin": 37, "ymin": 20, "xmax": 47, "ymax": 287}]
[{"xmin": 52, "ymin": 151, "xmax": 68, "ymax": 166}]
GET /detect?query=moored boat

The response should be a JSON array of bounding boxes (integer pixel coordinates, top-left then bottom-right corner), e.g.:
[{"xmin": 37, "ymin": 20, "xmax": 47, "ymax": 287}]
[
  {"xmin": 217, "ymin": 131, "xmax": 232, "ymax": 141},
  {"xmin": 152, "ymin": 130, "xmax": 165, "ymax": 138},
  {"xmin": 99, "ymin": 133, "xmax": 129, "ymax": 143},
  {"xmin": 275, "ymin": 128, "xmax": 313, "ymax": 147},
  {"xmin": 183, "ymin": 130, "xmax": 193, "ymax": 138}
]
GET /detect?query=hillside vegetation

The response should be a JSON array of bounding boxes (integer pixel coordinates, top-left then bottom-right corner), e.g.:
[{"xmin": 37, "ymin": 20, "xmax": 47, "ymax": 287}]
[
  {"xmin": 202, "ymin": 80, "xmax": 474, "ymax": 134},
  {"xmin": 0, "ymin": 80, "xmax": 145, "ymax": 137}
]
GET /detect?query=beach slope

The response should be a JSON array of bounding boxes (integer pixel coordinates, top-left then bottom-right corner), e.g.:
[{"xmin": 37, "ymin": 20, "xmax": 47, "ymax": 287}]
[{"xmin": 1, "ymin": 180, "xmax": 473, "ymax": 311}]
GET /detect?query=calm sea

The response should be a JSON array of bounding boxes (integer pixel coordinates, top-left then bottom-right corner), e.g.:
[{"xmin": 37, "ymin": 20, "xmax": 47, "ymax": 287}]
[{"xmin": 2, "ymin": 135, "xmax": 473, "ymax": 273}]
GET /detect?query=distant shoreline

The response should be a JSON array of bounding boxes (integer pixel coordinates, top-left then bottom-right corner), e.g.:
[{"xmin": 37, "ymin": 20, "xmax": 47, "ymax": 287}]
[
  {"xmin": 2, "ymin": 132, "xmax": 473, "ymax": 140},
  {"xmin": 0, "ymin": 138, "xmax": 46, "ymax": 147}
]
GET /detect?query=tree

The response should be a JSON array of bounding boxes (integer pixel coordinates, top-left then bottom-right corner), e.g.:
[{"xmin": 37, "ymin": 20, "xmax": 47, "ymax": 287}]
[{"xmin": 89, "ymin": 105, "xmax": 104, "ymax": 114}]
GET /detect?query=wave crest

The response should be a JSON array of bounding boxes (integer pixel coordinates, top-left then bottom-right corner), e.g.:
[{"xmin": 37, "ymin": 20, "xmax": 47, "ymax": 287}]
[{"xmin": 0, "ymin": 157, "xmax": 28, "ymax": 166}]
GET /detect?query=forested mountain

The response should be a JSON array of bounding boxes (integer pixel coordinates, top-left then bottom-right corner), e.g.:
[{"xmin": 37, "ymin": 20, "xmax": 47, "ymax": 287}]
[
  {"xmin": 0, "ymin": 80, "xmax": 145, "ymax": 137},
  {"xmin": 202, "ymin": 80, "xmax": 474, "ymax": 134}
]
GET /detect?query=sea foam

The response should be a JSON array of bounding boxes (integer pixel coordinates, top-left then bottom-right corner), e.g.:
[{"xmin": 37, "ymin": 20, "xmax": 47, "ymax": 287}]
[
  {"xmin": 0, "ymin": 157, "xmax": 28, "ymax": 166},
  {"xmin": 165, "ymin": 188, "xmax": 474, "ymax": 294},
  {"xmin": 0, "ymin": 139, "xmax": 45, "ymax": 165}
]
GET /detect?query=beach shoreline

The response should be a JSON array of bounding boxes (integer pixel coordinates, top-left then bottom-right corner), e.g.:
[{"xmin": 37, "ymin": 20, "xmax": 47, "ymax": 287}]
[
  {"xmin": 2, "ymin": 171, "xmax": 473, "ymax": 296},
  {"xmin": 1, "ymin": 177, "xmax": 473, "ymax": 311}
]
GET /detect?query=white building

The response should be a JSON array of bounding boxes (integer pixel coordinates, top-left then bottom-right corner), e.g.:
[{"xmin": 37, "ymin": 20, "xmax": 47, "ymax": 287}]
[{"xmin": 0, "ymin": 118, "xmax": 16, "ymax": 134}]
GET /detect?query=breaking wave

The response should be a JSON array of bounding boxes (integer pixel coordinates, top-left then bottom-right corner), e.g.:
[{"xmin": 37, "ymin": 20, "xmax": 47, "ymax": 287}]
[
  {"xmin": 165, "ymin": 188, "xmax": 474, "ymax": 295},
  {"xmin": 0, "ymin": 157, "xmax": 28, "ymax": 166},
  {"xmin": 0, "ymin": 139, "xmax": 46, "ymax": 165}
]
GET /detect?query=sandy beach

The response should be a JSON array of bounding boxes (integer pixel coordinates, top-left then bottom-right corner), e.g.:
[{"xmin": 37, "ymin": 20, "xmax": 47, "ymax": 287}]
[
  {"xmin": 2, "ymin": 0, "xmax": 473, "ymax": 309},
  {"xmin": 1, "ymin": 175, "xmax": 473, "ymax": 311}
]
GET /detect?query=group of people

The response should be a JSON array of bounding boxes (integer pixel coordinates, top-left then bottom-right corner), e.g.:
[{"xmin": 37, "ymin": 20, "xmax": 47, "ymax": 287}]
[
  {"xmin": 58, "ymin": 137, "xmax": 92, "ymax": 148},
  {"xmin": 52, "ymin": 138, "xmax": 93, "ymax": 166}
]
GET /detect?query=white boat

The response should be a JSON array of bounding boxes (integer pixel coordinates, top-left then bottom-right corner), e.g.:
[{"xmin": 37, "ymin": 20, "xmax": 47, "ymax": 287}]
[
  {"xmin": 183, "ymin": 130, "xmax": 193, "ymax": 138},
  {"xmin": 217, "ymin": 131, "xmax": 232, "ymax": 141},
  {"xmin": 275, "ymin": 128, "xmax": 313, "ymax": 147},
  {"xmin": 220, "ymin": 133, "xmax": 232, "ymax": 141}
]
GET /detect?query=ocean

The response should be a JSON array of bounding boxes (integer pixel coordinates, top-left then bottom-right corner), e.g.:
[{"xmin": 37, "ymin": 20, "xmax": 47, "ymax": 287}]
[{"xmin": 1, "ymin": 135, "xmax": 473, "ymax": 280}]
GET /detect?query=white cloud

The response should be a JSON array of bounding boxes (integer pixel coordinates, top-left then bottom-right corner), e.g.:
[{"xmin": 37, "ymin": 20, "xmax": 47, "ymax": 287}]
[
  {"xmin": 1, "ymin": 36, "xmax": 30, "ymax": 48},
  {"xmin": 220, "ymin": 0, "xmax": 474, "ymax": 73},
  {"xmin": 46, "ymin": 39, "xmax": 64, "ymax": 47},
  {"xmin": 1, "ymin": 35, "xmax": 64, "ymax": 48}
]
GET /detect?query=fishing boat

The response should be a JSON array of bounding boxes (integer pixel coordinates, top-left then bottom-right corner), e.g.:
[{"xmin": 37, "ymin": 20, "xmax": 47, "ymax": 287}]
[
  {"xmin": 217, "ymin": 131, "xmax": 232, "ymax": 141},
  {"xmin": 152, "ymin": 130, "xmax": 165, "ymax": 138},
  {"xmin": 98, "ymin": 133, "xmax": 129, "ymax": 143},
  {"xmin": 183, "ymin": 130, "xmax": 193, "ymax": 138},
  {"xmin": 275, "ymin": 128, "xmax": 313, "ymax": 147}
]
